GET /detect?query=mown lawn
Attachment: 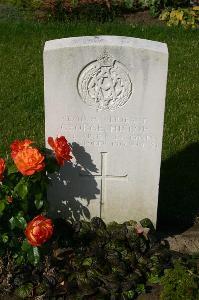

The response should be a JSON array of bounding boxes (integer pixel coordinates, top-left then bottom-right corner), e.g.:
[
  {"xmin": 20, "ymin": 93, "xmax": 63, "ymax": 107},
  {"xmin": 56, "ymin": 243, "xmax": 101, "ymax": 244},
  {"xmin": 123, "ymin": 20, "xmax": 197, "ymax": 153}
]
[{"xmin": 0, "ymin": 19, "xmax": 198, "ymax": 231}]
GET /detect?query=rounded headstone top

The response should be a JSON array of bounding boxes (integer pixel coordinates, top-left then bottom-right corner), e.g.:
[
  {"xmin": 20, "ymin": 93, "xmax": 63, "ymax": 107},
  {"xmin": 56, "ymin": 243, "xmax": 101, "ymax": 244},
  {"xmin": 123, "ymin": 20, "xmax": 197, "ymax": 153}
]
[{"xmin": 44, "ymin": 35, "xmax": 168, "ymax": 55}]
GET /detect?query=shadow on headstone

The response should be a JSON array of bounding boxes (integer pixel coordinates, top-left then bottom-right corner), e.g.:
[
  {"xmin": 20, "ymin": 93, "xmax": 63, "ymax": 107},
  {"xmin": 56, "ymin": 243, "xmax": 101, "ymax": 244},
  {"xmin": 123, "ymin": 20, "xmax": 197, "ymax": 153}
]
[
  {"xmin": 48, "ymin": 142, "xmax": 100, "ymax": 222},
  {"xmin": 157, "ymin": 142, "xmax": 199, "ymax": 235}
]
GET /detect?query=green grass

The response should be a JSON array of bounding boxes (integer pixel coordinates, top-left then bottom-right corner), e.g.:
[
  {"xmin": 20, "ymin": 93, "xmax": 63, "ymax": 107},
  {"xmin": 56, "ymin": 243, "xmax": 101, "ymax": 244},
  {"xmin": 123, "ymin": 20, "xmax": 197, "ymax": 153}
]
[{"xmin": 0, "ymin": 19, "xmax": 198, "ymax": 231}]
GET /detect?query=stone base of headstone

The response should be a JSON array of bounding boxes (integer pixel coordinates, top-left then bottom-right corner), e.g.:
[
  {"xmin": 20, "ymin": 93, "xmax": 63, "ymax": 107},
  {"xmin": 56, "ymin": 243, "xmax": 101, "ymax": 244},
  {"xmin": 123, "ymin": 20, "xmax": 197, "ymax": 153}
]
[{"xmin": 166, "ymin": 224, "xmax": 199, "ymax": 254}]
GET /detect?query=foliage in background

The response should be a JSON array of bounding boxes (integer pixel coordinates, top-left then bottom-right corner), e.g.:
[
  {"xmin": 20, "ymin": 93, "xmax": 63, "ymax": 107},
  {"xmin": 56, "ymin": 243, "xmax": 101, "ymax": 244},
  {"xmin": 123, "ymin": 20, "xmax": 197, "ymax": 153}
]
[
  {"xmin": 159, "ymin": 6, "xmax": 199, "ymax": 29},
  {"xmin": 160, "ymin": 259, "xmax": 199, "ymax": 300},
  {"xmin": 1, "ymin": 0, "xmax": 192, "ymax": 20}
]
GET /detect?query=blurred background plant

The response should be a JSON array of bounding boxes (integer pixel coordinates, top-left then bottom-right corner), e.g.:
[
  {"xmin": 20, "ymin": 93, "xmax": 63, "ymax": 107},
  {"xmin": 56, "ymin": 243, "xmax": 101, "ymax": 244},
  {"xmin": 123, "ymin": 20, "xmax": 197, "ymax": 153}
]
[
  {"xmin": 159, "ymin": 6, "xmax": 199, "ymax": 29},
  {"xmin": 1, "ymin": 0, "xmax": 193, "ymax": 21},
  {"xmin": 160, "ymin": 259, "xmax": 199, "ymax": 300}
]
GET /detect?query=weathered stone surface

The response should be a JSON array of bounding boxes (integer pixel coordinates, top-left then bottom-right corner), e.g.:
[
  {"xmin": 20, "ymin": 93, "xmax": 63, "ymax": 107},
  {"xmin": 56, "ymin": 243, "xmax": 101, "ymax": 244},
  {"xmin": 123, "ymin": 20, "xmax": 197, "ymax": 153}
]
[
  {"xmin": 44, "ymin": 36, "xmax": 168, "ymax": 225},
  {"xmin": 166, "ymin": 224, "xmax": 199, "ymax": 253}
]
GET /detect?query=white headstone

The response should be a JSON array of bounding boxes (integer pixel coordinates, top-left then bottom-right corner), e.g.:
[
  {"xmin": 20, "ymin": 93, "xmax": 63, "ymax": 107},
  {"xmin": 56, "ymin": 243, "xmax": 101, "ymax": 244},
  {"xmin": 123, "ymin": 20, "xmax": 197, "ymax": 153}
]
[{"xmin": 44, "ymin": 36, "xmax": 168, "ymax": 225}]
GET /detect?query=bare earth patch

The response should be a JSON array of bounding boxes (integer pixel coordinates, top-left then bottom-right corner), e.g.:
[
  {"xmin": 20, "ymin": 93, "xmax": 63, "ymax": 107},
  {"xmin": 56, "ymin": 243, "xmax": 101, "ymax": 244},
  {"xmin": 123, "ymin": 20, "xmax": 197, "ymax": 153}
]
[{"xmin": 122, "ymin": 10, "xmax": 164, "ymax": 26}]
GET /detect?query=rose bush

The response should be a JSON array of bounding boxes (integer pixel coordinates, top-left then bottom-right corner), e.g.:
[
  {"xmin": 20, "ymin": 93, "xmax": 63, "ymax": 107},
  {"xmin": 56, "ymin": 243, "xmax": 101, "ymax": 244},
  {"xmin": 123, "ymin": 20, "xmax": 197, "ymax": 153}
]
[{"xmin": 0, "ymin": 136, "xmax": 72, "ymax": 265}]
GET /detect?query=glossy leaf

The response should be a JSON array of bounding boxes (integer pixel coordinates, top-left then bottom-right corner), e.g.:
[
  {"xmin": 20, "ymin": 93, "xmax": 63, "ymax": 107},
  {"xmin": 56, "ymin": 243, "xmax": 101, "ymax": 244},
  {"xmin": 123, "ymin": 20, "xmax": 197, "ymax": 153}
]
[
  {"xmin": 9, "ymin": 213, "xmax": 27, "ymax": 230},
  {"xmin": 27, "ymin": 246, "xmax": 40, "ymax": 266},
  {"xmin": 21, "ymin": 239, "xmax": 31, "ymax": 252},
  {"xmin": 34, "ymin": 193, "xmax": 43, "ymax": 210},
  {"xmin": 14, "ymin": 179, "xmax": 29, "ymax": 200},
  {"xmin": 2, "ymin": 233, "xmax": 8, "ymax": 243},
  {"xmin": 9, "ymin": 216, "xmax": 16, "ymax": 230},
  {"xmin": 17, "ymin": 215, "xmax": 27, "ymax": 229}
]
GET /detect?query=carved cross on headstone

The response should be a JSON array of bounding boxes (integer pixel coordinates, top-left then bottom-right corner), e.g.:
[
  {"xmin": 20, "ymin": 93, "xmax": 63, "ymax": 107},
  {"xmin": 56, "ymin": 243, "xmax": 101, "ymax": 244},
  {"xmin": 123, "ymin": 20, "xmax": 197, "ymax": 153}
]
[{"xmin": 80, "ymin": 152, "xmax": 128, "ymax": 218}]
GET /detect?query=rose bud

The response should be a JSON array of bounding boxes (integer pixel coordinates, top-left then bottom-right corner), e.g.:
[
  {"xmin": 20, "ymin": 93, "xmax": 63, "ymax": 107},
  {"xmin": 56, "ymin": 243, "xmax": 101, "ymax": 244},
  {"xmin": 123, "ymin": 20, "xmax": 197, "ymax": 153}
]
[
  {"xmin": 25, "ymin": 215, "xmax": 53, "ymax": 247},
  {"xmin": 48, "ymin": 136, "xmax": 72, "ymax": 166}
]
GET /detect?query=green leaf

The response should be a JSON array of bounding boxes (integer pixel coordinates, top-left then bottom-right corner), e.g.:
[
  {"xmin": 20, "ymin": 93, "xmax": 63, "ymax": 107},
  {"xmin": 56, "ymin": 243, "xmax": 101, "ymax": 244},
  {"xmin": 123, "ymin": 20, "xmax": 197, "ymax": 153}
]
[
  {"xmin": 8, "ymin": 164, "xmax": 18, "ymax": 175},
  {"xmin": 122, "ymin": 290, "xmax": 135, "ymax": 299},
  {"xmin": 14, "ymin": 179, "xmax": 29, "ymax": 200},
  {"xmin": 15, "ymin": 253, "xmax": 25, "ymax": 265},
  {"xmin": 2, "ymin": 233, "xmax": 8, "ymax": 243},
  {"xmin": 82, "ymin": 257, "xmax": 93, "ymax": 267},
  {"xmin": 9, "ymin": 216, "xmax": 16, "ymax": 230},
  {"xmin": 34, "ymin": 193, "xmax": 43, "ymax": 210},
  {"xmin": 148, "ymin": 273, "xmax": 160, "ymax": 284},
  {"xmin": 27, "ymin": 246, "xmax": 40, "ymax": 266},
  {"xmin": 21, "ymin": 239, "xmax": 31, "ymax": 252},
  {"xmin": 0, "ymin": 184, "xmax": 10, "ymax": 194},
  {"xmin": 9, "ymin": 213, "xmax": 27, "ymax": 230},
  {"xmin": 33, "ymin": 247, "xmax": 40, "ymax": 264},
  {"xmin": 16, "ymin": 215, "xmax": 27, "ymax": 229},
  {"xmin": 0, "ymin": 201, "xmax": 5, "ymax": 214},
  {"xmin": 136, "ymin": 284, "xmax": 146, "ymax": 294},
  {"xmin": 15, "ymin": 283, "xmax": 33, "ymax": 299}
]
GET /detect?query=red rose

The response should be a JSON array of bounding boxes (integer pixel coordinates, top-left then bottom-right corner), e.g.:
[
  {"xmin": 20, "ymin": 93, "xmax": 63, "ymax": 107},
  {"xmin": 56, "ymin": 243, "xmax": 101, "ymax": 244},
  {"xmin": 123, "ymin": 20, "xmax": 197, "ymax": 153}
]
[
  {"xmin": 11, "ymin": 139, "xmax": 33, "ymax": 159},
  {"xmin": 48, "ymin": 136, "xmax": 72, "ymax": 166},
  {"xmin": 13, "ymin": 147, "xmax": 45, "ymax": 176},
  {"xmin": 0, "ymin": 158, "xmax": 6, "ymax": 181},
  {"xmin": 25, "ymin": 215, "xmax": 53, "ymax": 247}
]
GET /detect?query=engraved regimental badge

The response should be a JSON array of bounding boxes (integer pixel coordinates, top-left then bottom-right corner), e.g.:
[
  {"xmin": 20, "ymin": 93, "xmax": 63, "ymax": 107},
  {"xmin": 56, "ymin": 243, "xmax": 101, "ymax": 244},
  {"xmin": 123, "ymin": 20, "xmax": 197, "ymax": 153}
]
[{"xmin": 77, "ymin": 50, "xmax": 133, "ymax": 111}]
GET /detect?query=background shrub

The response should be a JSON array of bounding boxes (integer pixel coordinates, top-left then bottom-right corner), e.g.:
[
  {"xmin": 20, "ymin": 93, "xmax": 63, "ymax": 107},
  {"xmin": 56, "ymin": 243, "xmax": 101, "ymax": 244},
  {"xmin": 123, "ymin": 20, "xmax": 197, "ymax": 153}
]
[
  {"xmin": 1, "ymin": 0, "xmax": 192, "ymax": 21},
  {"xmin": 159, "ymin": 6, "xmax": 199, "ymax": 29},
  {"xmin": 160, "ymin": 260, "xmax": 199, "ymax": 300},
  {"xmin": 0, "ymin": 0, "xmax": 146, "ymax": 20}
]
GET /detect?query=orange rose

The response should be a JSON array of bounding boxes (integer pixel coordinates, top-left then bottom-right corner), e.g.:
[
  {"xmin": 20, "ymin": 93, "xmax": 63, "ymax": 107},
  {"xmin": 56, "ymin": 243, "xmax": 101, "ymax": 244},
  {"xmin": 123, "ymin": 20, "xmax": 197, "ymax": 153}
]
[
  {"xmin": 48, "ymin": 136, "xmax": 72, "ymax": 166},
  {"xmin": 25, "ymin": 215, "xmax": 53, "ymax": 246},
  {"xmin": 11, "ymin": 139, "xmax": 33, "ymax": 159},
  {"xmin": 0, "ymin": 158, "xmax": 6, "ymax": 181},
  {"xmin": 13, "ymin": 147, "xmax": 45, "ymax": 176}
]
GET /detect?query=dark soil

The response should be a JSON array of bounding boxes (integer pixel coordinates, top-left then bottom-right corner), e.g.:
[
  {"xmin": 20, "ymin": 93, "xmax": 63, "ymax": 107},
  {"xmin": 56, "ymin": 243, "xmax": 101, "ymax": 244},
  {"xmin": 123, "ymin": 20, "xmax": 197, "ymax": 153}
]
[{"xmin": 122, "ymin": 10, "xmax": 164, "ymax": 26}]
